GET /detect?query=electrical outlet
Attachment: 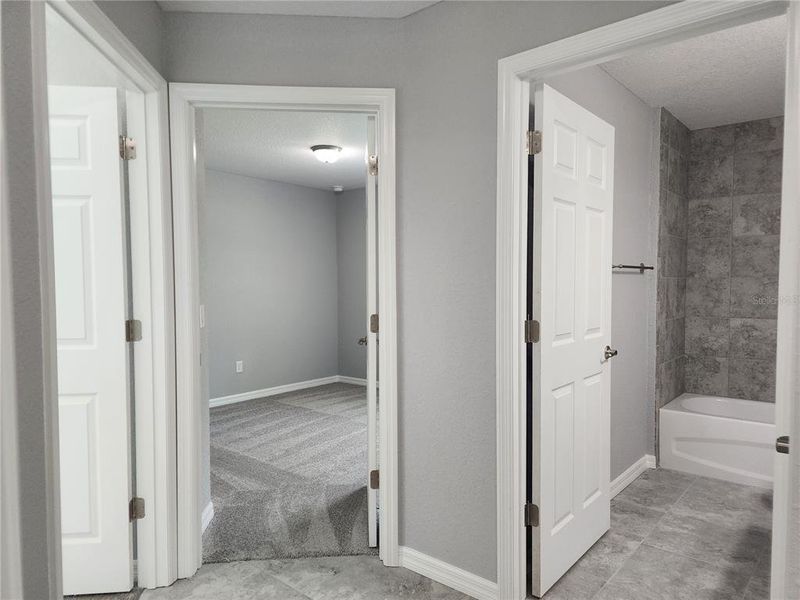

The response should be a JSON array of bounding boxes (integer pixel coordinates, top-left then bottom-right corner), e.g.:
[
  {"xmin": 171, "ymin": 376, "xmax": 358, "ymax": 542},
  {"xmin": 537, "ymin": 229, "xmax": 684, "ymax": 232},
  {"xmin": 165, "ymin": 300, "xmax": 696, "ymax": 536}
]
[{"xmin": 235, "ymin": 360, "xmax": 244, "ymax": 373}]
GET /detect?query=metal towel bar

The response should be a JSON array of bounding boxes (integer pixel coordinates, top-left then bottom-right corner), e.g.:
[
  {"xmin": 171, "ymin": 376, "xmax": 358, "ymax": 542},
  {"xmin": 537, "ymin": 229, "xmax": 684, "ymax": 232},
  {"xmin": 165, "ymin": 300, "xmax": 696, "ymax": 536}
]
[{"xmin": 612, "ymin": 263, "xmax": 654, "ymax": 274}]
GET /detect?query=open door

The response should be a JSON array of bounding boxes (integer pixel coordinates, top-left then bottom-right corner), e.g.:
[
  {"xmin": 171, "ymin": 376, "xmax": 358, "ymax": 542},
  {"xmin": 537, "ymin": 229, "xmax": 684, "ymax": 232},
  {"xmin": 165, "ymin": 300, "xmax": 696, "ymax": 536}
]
[
  {"xmin": 770, "ymin": 4, "xmax": 800, "ymax": 598},
  {"xmin": 366, "ymin": 116, "xmax": 379, "ymax": 548},
  {"xmin": 50, "ymin": 86, "xmax": 134, "ymax": 595},
  {"xmin": 530, "ymin": 84, "xmax": 615, "ymax": 597}
]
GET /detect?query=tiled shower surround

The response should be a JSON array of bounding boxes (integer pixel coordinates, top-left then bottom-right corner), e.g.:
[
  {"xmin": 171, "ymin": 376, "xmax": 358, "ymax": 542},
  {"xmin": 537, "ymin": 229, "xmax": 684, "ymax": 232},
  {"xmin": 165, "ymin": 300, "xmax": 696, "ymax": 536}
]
[{"xmin": 656, "ymin": 111, "xmax": 783, "ymax": 406}]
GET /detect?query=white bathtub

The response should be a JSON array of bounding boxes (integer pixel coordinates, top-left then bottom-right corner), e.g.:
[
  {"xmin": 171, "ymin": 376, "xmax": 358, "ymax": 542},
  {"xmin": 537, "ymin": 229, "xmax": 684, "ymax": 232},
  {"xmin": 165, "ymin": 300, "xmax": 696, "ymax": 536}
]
[{"xmin": 659, "ymin": 393, "xmax": 776, "ymax": 488}]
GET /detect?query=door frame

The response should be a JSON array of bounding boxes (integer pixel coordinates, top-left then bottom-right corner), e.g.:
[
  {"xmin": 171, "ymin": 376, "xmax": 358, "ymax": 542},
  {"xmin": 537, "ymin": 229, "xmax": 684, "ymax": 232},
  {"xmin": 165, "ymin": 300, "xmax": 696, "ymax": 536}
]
[
  {"xmin": 495, "ymin": 1, "xmax": 793, "ymax": 598},
  {"xmin": 30, "ymin": 0, "xmax": 176, "ymax": 591},
  {"xmin": 168, "ymin": 83, "xmax": 399, "ymax": 578}
]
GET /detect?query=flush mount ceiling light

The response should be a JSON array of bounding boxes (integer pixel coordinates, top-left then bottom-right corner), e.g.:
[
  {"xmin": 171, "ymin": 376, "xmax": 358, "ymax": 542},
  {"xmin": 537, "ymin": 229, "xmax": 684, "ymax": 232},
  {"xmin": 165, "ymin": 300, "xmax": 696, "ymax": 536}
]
[{"xmin": 311, "ymin": 144, "xmax": 342, "ymax": 164}]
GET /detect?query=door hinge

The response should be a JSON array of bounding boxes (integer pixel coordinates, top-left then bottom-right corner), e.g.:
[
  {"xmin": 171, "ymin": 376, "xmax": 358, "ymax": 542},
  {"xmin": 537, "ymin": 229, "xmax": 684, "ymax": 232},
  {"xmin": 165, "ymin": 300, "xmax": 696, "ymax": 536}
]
[
  {"xmin": 119, "ymin": 136, "xmax": 137, "ymax": 160},
  {"xmin": 370, "ymin": 313, "xmax": 379, "ymax": 334},
  {"xmin": 524, "ymin": 319, "xmax": 540, "ymax": 343},
  {"xmin": 524, "ymin": 502, "xmax": 539, "ymax": 528},
  {"xmin": 370, "ymin": 469, "xmax": 380, "ymax": 489},
  {"xmin": 129, "ymin": 497, "xmax": 145, "ymax": 521},
  {"xmin": 125, "ymin": 319, "xmax": 142, "ymax": 342},
  {"xmin": 368, "ymin": 154, "xmax": 379, "ymax": 176},
  {"xmin": 526, "ymin": 130, "xmax": 542, "ymax": 156}
]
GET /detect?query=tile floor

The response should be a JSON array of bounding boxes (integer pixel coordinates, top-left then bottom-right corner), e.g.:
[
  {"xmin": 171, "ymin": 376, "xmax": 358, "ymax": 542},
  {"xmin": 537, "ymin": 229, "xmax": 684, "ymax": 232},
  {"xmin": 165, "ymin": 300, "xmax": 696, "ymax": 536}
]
[{"xmin": 136, "ymin": 469, "xmax": 771, "ymax": 600}]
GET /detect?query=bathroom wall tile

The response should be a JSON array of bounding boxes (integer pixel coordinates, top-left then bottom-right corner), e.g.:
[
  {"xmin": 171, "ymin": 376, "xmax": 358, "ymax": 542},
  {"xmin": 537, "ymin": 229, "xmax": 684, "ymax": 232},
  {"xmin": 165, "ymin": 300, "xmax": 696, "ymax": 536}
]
[
  {"xmin": 731, "ymin": 235, "xmax": 780, "ymax": 277},
  {"xmin": 684, "ymin": 317, "xmax": 729, "ymax": 357},
  {"xmin": 730, "ymin": 318, "xmax": 777, "ymax": 361},
  {"xmin": 667, "ymin": 147, "xmax": 687, "ymax": 195},
  {"xmin": 685, "ymin": 356, "xmax": 728, "ymax": 396},
  {"xmin": 659, "ymin": 189, "xmax": 687, "ymax": 239},
  {"xmin": 675, "ymin": 119, "xmax": 690, "ymax": 159},
  {"xmin": 688, "ymin": 155, "xmax": 733, "ymax": 198},
  {"xmin": 657, "ymin": 356, "xmax": 685, "ymax": 407},
  {"xmin": 734, "ymin": 117, "xmax": 784, "ymax": 153},
  {"xmin": 733, "ymin": 149, "xmax": 783, "ymax": 195},
  {"xmin": 657, "ymin": 317, "xmax": 685, "ymax": 361},
  {"xmin": 729, "ymin": 359, "xmax": 776, "ymax": 402},
  {"xmin": 687, "ymin": 197, "xmax": 731, "ymax": 238},
  {"xmin": 685, "ymin": 276, "xmax": 729, "ymax": 317},
  {"xmin": 666, "ymin": 276, "xmax": 686, "ymax": 320},
  {"xmin": 660, "ymin": 110, "xmax": 675, "ymax": 149},
  {"xmin": 658, "ymin": 233, "xmax": 686, "ymax": 278},
  {"xmin": 690, "ymin": 124, "xmax": 735, "ymax": 160},
  {"xmin": 732, "ymin": 193, "xmax": 782, "ymax": 236},
  {"xmin": 686, "ymin": 236, "xmax": 730, "ymax": 279},
  {"xmin": 730, "ymin": 276, "xmax": 779, "ymax": 319},
  {"xmin": 659, "ymin": 143, "xmax": 669, "ymax": 192}
]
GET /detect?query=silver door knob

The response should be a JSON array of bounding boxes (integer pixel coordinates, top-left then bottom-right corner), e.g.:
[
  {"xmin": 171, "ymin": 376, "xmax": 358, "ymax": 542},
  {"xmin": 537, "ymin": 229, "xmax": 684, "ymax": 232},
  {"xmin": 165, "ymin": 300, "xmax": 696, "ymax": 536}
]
[
  {"xmin": 776, "ymin": 435, "xmax": 790, "ymax": 454},
  {"xmin": 604, "ymin": 346, "xmax": 618, "ymax": 360},
  {"xmin": 358, "ymin": 336, "xmax": 368, "ymax": 346}
]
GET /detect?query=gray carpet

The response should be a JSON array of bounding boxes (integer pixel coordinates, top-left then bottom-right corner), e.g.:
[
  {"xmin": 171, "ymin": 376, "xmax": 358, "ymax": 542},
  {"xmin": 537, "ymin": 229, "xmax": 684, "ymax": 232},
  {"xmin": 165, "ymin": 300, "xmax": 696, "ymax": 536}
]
[{"xmin": 202, "ymin": 382, "xmax": 376, "ymax": 563}]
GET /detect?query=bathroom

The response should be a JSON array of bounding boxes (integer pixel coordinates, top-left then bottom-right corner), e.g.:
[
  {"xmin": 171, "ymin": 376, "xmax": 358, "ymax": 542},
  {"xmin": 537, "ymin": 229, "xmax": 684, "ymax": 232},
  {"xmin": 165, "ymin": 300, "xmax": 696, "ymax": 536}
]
[
  {"xmin": 530, "ymin": 12, "xmax": 786, "ymax": 598},
  {"xmin": 655, "ymin": 110, "xmax": 782, "ymax": 488}
]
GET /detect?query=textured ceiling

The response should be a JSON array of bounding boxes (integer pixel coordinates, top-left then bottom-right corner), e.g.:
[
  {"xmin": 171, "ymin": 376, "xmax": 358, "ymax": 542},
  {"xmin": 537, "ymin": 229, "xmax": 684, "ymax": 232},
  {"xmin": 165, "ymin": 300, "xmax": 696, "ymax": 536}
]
[
  {"xmin": 601, "ymin": 15, "xmax": 786, "ymax": 130},
  {"xmin": 202, "ymin": 109, "xmax": 369, "ymax": 190},
  {"xmin": 158, "ymin": 1, "xmax": 438, "ymax": 18}
]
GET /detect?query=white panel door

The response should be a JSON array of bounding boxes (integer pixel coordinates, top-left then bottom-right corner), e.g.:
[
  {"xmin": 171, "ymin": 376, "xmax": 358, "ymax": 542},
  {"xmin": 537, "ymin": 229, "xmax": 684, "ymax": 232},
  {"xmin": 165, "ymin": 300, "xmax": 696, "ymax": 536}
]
[
  {"xmin": 531, "ymin": 84, "xmax": 615, "ymax": 597},
  {"xmin": 49, "ymin": 85, "xmax": 134, "ymax": 595},
  {"xmin": 366, "ymin": 116, "xmax": 379, "ymax": 548}
]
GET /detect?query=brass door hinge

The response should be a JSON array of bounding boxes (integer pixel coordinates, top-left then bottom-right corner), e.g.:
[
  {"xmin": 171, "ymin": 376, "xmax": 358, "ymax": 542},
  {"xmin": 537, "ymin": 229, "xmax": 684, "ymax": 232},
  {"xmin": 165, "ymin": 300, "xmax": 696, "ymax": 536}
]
[
  {"xmin": 119, "ymin": 136, "xmax": 137, "ymax": 160},
  {"xmin": 368, "ymin": 154, "xmax": 378, "ymax": 176},
  {"xmin": 370, "ymin": 469, "xmax": 379, "ymax": 489},
  {"xmin": 526, "ymin": 130, "xmax": 542, "ymax": 156},
  {"xmin": 370, "ymin": 313, "xmax": 379, "ymax": 334},
  {"xmin": 524, "ymin": 502, "xmax": 539, "ymax": 527},
  {"xmin": 125, "ymin": 319, "xmax": 142, "ymax": 342},
  {"xmin": 524, "ymin": 319, "xmax": 540, "ymax": 344},
  {"xmin": 129, "ymin": 497, "xmax": 145, "ymax": 521}
]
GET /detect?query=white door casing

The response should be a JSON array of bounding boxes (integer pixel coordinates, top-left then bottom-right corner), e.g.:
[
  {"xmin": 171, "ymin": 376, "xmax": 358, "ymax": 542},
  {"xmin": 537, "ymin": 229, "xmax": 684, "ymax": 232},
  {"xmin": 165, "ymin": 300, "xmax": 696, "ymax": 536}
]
[
  {"xmin": 366, "ymin": 116, "xmax": 379, "ymax": 548},
  {"xmin": 771, "ymin": 3, "xmax": 800, "ymax": 598},
  {"xmin": 531, "ymin": 84, "xmax": 614, "ymax": 596},
  {"xmin": 50, "ymin": 85, "xmax": 133, "ymax": 595}
]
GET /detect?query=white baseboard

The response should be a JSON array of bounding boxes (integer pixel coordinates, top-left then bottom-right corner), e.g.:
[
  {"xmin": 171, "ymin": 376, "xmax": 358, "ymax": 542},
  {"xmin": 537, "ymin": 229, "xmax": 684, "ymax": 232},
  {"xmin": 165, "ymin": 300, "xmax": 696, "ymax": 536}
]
[
  {"xmin": 610, "ymin": 454, "xmax": 656, "ymax": 498},
  {"xmin": 201, "ymin": 501, "xmax": 214, "ymax": 533},
  {"xmin": 337, "ymin": 375, "xmax": 367, "ymax": 386},
  {"xmin": 399, "ymin": 546, "xmax": 497, "ymax": 600},
  {"xmin": 210, "ymin": 375, "xmax": 369, "ymax": 407}
]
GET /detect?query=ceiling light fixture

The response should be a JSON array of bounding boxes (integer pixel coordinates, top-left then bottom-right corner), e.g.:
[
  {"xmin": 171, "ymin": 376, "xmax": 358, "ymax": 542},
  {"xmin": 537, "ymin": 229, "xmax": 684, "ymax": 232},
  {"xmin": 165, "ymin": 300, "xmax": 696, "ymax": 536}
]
[
  {"xmin": 311, "ymin": 144, "xmax": 342, "ymax": 164},
  {"xmin": 332, "ymin": 185, "xmax": 344, "ymax": 193}
]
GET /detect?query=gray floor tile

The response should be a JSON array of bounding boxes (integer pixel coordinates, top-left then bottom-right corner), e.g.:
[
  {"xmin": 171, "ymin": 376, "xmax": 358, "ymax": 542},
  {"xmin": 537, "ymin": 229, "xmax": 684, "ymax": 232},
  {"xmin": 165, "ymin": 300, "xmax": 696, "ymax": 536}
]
[
  {"xmin": 610, "ymin": 496, "xmax": 667, "ymax": 541},
  {"xmin": 671, "ymin": 477, "xmax": 773, "ymax": 530},
  {"xmin": 613, "ymin": 468, "xmax": 696, "ymax": 511},
  {"xmin": 141, "ymin": 561, "xmax": 313, "ymax": 600},
  {"xmin": 543, "ymin": 568, "xmax": 607, "ymax": 600},
  {"xmin": 644, "ymin": 510, "xmax": 769, "ymax": 571},
  {"xmin": 263, "ymin": 555, "xmax": 470, "ymax": 600},
  {"xmin": 595, "ymin": 544, "xmax": 751, "ymax": 600}
]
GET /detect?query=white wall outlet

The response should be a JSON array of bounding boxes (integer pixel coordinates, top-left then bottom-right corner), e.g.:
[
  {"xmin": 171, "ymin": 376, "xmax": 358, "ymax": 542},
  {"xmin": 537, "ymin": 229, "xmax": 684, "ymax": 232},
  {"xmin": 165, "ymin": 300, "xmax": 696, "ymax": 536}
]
[{"xmin": 235, "ymin": 360, "xmax": 244, "ymax": 373}]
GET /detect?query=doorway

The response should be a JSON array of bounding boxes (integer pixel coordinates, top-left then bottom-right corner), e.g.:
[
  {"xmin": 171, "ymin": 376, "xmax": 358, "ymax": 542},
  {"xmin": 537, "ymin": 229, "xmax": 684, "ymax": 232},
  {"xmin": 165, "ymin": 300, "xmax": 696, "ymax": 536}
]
[
  {"xmin": 496, "ymin": 2, "xmax": 799, "ymax": 598},
  {"xmin": 169, "ymin": 83, "xmax": 399, "ymax": 579},
  {"xmin": 40, "ymin": 0, "xmax": 174, "ymax": 595},
  {"xmin": 194, "ymin": 107, "xmax": 379, "ymax": 562}
]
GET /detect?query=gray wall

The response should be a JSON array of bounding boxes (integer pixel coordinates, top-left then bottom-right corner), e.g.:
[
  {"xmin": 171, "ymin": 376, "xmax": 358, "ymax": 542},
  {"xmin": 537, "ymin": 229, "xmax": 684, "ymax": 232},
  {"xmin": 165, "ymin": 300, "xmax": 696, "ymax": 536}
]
[
  {"xmin": 684, "ymin": 117, "xmax": 783, "ymax": 403},
  {"xmin": 3, "ymin": 2, "xmax": 62, "ymax": 597},
  {"xmin": 546, "ymin": 66, "xmax": 659, "ymax": 479},
  {"xmin": 202, "ymin": 169, "xmax": 339, "ymax": 399},
  {"xmin": 655, "ymin": 109, "xmax": 689, "ymax": 410},
  {"xmin": 337, "ymin": 188, "xmax": 368, "ymax": 380},
  {"xmin": 164, "ymin": 1, "xmax": 667, "ymax": 578},
  {"xmin": 95, "ymin": 0, "xmax": 165, "ymax": 76}
]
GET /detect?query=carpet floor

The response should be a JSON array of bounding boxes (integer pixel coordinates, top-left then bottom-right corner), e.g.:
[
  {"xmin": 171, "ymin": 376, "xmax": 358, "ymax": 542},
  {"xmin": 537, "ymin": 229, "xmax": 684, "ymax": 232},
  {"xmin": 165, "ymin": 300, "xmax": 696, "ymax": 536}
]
[{"xmin": 202, "ymin": 382, "xmax": 376, "ymax": 563}]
